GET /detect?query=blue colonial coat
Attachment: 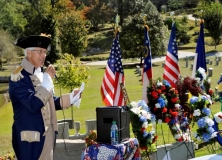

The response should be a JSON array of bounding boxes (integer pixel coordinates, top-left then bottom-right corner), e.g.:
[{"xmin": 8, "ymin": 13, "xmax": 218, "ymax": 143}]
[{"xmin": 9, "ymin": 58, "xmax": 71, "ymax": 160}]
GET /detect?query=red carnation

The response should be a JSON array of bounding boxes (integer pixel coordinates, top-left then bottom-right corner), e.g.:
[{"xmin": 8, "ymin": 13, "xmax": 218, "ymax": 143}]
[
  {"xmin": 164, "ymin": 116, "xmax": 171, "ymax": 123},
  {"xmin": 170, "ymin": 109, "xmax": 178, "ymax": 117},
  {"xmin": 161, "ymin": 85, "xmax": 166, "ymax": 91},
  {"xmin": 157, "ymin": 89, "xmax": 162, "ymax": 94},
  {"xmin": 152, "ymin": 135, "xmax": 158, "ymax": 143},
  {"xmin": 151, "ymin": 91, "xmax": 158, "ymax": 99},
  {"xmin": 140, "ymin": 127, "xmax": 145, "ymax": 132},
  {"xmin": 177, "ymin": 137, "xmax": 183, "ymax": 142},
  {"xmin": 171, "ymin": 97, "xmax": 178, "ymax": 103},
  {"xmin": 140, "ymin": 146, "xmax": 148, "ymax": 150},
  {"xmin": 209, "ymin": 89, "xmax": 213, "ymax": 96},
  {"xmin": 162, "ymin": 107, "xmax": 167, "ymax": 113}
]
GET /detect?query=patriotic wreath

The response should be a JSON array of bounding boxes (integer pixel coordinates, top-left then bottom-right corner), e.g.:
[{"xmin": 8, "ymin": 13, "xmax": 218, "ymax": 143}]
[
  {"xmin": 147, "ymin": 78, "xmax": 191, "ymax": 142},
  {"xmin": 212, "ymin": 74, "xmax": 222, "ymax": 145},
  {"xmin": 128, "ymin": 100, "xmax": 157, "ymax": 152},
  {"xmin": 186, "ymin": 67, "xmax": 217, "ymax": 143}
]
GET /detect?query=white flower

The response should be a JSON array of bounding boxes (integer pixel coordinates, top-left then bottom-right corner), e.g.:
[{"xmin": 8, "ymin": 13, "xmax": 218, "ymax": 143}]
[
  {"xmin": 171, "ymin": 125, "xmax": 177, "ymax": 130},
  {"xmin": 195, "ymin": 78, "xmax": 201, "ymax": 83},
  {"xmin": 157, "ymin": 80, "xmax": 162, "ymax": 86},
  {"xmin": 204, "ymin": 116, "xmax": 214, "ymax": 127},
  {"xmin": 175, "ymin": 104, "xmax": 180, "ymax": 110},
  {"xmin": 155, "ymin": 103, "xmax": 161, "ymax": 108},
  {"xmin": 142, "ymin": 122, "xmax": 148, "ymax": 128},
  {"xmin": 158, "ymin": 119, "xmax": 162, "ymax": 124},
  {"xmin": 207, "ymin": 78, "xmax": 211, "ymax": 83},
  {"xmin": 198, "ymin": 67, "xmax": 206, "ymax": 80},
  {"xmin": 211, "ymin": 132, "xmax": 218, "ymax": 138},
  {"xmin": 205, "ymin": 94, "xmax": 212, "ymax": 105},
  {"xmin": 130, "ymin": 107, "xmax": 141, "ymax": 115},
  {"xmin": 214, "ymin": 112, "xmax": 222, "ymax": 123},
  {"xmin": 130, "ymin": 101, "xmax": 138, "ymax": 108},
  {"xmin": 193, "ymin": 109, "xmax": 201, "ymax": 116},
  {"xmin": 140, "ymin": 110, "xmax": 148, "ymax": 117},
  {"xmin": 146, "ymin": 113, "xmax": 151, "ymax": 120},
  {"xmin": 174, "ymin": 134, "xmax": 182, "ymax": 140}
]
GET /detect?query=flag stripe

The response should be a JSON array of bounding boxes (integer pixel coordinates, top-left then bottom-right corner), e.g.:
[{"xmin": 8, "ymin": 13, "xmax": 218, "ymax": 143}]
[
  {"xmin": 163, "ymin": 64, "xmax": 178, "ymax": 82},
  {"xmin": 163, "ymin": 23, "xmax": 180, "ymax": 88}
]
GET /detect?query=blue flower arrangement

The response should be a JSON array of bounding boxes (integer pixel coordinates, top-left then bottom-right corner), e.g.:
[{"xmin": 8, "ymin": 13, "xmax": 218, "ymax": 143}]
[{"xmin": 188, "ymin": 94, "xmax": 217, "ymax": 142}]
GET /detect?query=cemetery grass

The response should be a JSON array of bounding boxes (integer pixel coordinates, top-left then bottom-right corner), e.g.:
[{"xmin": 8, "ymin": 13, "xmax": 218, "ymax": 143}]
[{"xmin": 0, "ymin": 57, "xmax": 222, "ymax": 157}]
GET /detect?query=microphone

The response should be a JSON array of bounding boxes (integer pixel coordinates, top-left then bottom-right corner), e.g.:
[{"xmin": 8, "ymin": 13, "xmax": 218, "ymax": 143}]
[{"xmin": 44, "ymin": 61, "xmax": 58, "ymax": 81}]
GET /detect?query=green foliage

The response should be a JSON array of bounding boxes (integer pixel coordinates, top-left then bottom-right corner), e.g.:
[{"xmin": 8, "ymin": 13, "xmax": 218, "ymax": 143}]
[
  {"xmin": 175, "ymin": 18, "xmax": 191, "ymax": 44},
  {"xmin": 55, "ymin": 53, "xmax": 90, "ymax": 91},
  {"xmin": 41, "ymin": 15, "xmax": 60, "ymax": 64},
  {"xmin": 201, "ymin": 2, "xmax": 222, "ymax": 49},
  {"xmin": 177, "ymin": 27, "xmax": 191, "ymax": 44},
  {"xmin": 0, "ymin": 0, "xmax": 27, "ymax": 37},
  {"xmin": 0, "ymin": 30, "xmax": 18, "ymax": 67},
  {"xmin": 57, "ymin": 11, "xmax": 88, "ymax": 57},
  {"xmin": 144, "ymin": 1, "xmax": 169, "ymax": 56},
  {"xmin": 120, "ymin": 1, "xmax": 169, "ymax": 61},
  {"xmin": 167, "ymin": 0, "xmax": 184, "ymax": 10}
]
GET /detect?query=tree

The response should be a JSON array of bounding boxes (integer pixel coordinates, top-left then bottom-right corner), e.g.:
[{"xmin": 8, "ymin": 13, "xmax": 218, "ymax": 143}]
[
  {"xmin": 120, "ymin": 1, "xmax": 169, "ymax": 65},
  {"xmin": 0, "ymin": 30, "xmax": 18, "ymax": 67},
  {"xmin": 41, "ymin": 15, "xmax": 60, "ymax": 64},
  {"xmin": 57, "ymin": 11, "xmax": 88, "ymax": 57},
  {"xmin": 85, "ymin": 0, "xmax": 114, "ymax": 29},
  {"xmin": 108, "ymin": 0, "xmax": 145, "ymax": 26},
  {"xmin": 201, "ymin": 2, "xmax": 222, "ymax": 49},
  {"xmin": 0, "ymin": 0, "xmax": 27, "ymax": 37},
  {"xmin": 167, "ymin": 0, "xmax": 184, "ymax": 10},
  {"xmin": 55, "ymin": 53, "xmax": 90, "ymax": 91}
]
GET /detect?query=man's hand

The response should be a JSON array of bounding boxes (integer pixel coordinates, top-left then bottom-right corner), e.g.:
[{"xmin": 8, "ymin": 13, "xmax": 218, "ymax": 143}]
[
  {"xmin": 45, "ymin": 65, "xmax": 56, "ymax": 79},
  {"xmin": 73, "ymin": 89, "xmax": 82, "ymax": 98}
]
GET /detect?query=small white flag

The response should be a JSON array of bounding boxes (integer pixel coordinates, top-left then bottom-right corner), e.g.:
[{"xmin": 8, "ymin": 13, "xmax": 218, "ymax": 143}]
[{"xmin": 163, "ymin": 151, "xmax": 171, "ymax": 160}]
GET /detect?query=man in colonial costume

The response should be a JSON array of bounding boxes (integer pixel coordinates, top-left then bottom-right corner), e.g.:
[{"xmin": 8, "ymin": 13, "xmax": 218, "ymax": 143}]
[{"xmin": 9, "ymin": 34, "xmax": 80, "ymax": 160}]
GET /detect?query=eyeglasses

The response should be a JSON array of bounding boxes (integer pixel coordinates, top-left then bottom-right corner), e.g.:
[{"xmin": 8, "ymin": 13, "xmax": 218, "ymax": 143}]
[{"xmin": 31, "ymin": 49, "xmax": 49, "ymax": 56}]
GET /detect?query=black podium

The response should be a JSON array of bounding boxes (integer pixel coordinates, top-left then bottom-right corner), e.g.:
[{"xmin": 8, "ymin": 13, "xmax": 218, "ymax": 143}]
[{"xmin": 96, "ymin": 106, "xmax": 130, "ymax": 144}]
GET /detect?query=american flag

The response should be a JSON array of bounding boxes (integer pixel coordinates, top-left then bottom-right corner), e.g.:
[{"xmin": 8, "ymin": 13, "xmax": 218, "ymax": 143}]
[
  {"xmin": 163, "ymin": 23, "xmax": 180, "ymax": 88},
  {"xmin": 192, "ymin": 21, "xmax": 206, "ymax": 77},
  {"xmin": 100, "ymin": 31, "xmax": 125, "ymax": 106},
  {"xmin": 142, "ymin": 25, "xmax": 153, "ymax": 103}
]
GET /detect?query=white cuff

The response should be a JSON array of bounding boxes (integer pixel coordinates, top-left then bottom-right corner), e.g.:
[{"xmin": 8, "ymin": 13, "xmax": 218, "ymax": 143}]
[{"xmin": 41, "ymin": 73, "xmax": 54, "ymax": 92}]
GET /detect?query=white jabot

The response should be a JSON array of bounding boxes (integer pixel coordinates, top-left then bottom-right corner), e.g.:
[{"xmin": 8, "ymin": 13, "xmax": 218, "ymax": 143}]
[
  {"xmin": 34, "ymin": 67, "xmax": 43, "ymax": 82},
  {"xmin": 41, "ymin": 73, "xmax": 54, "ymax": 92}
]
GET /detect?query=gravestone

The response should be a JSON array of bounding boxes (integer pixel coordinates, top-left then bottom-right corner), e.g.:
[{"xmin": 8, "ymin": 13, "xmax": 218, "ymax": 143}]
[
  {"xmin": 185, "ymin": 56, "xmax": 188, "ymax": 68},
  {"xmin": 215, "ymin": 60, "xmax": 219, "ymax": 66},
  {"xmin": 209, "ymin": 60, "xmax": 212, "ymax": 65},
  {"xmin": 54, "ymin": 139, "xmax": 85, "ymax": 160},
  {"xmin": 57, "ymin": 118, "xmax": 74, "ymax": 129},
  {"xmin": 149, "ymin": 141, "xmax": 195, "ymax": 160},
  {"xmin": 190, "ymin": 63, "xmax": 193, "ymax": 71},
  {"xmin": 206, "ymin": 58, "xmax": 209, "ymax": 64},
  {"xmin": 57, "ymin": 122, "xmax": 69, "ymax": 139},
  {"xmin": 208, "ymin": 68, "xmax": 214, "ymax": 77}
]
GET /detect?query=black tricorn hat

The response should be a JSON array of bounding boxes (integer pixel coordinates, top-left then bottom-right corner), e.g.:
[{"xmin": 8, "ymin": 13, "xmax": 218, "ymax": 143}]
[{"xmin": 15, "ymin": 34, "xmax": 52, "ymax": 50}]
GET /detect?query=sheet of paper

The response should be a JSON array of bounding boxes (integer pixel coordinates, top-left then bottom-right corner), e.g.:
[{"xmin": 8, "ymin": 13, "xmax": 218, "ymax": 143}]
[{"xmin": 71, "ymin": 82, "xmax": 85, "ymax": 107}]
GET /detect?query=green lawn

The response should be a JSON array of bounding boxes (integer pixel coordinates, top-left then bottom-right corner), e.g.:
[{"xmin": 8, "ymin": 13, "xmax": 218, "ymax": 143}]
[{"xmin": 1, "ymin": 56, "xmax": 222, "ymax": 157}]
